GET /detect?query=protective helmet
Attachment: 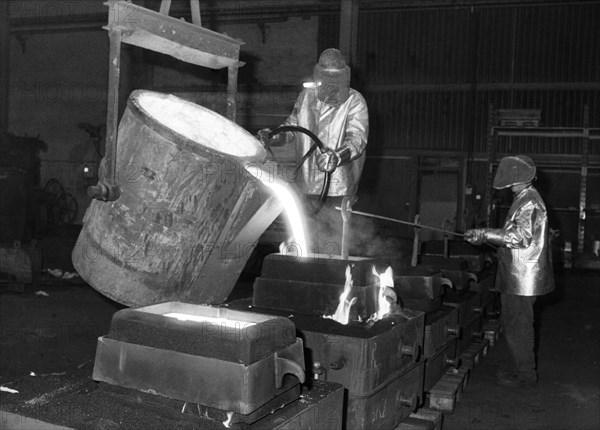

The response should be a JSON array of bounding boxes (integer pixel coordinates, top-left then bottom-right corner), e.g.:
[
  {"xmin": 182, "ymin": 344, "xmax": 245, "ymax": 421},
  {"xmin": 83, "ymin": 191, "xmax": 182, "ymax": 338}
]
[
  {"xmin": 493, "ymin": 155, "xmax": 536, "ymax": 189},
  {"xmin": 313, "ymin": 48, "xmax": 350, "ymax": 106}
]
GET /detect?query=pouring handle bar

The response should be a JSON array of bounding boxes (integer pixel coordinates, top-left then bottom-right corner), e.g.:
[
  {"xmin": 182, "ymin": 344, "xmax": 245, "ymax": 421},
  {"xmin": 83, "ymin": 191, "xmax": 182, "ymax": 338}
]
[{"xmin": 334, "ymin": 207, "xmax": 467, "ymax": 237}]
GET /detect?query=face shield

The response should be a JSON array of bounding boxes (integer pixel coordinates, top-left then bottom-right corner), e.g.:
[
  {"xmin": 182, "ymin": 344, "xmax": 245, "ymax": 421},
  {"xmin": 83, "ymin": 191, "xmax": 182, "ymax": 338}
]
[
  {"xmin": 311, "ymin": 49, "xmax": 351, "ymax": 106},
  {"xmin": 493, "ymin": 155, "xmax": 536, "ymax": 189},
  {"xmin": 314, "ymin": 64, "xmax": 350, "ymax": 106}
]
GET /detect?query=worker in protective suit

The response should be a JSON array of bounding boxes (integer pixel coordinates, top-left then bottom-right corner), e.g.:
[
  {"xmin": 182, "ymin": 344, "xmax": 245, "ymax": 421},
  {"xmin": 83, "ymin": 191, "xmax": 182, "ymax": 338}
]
[
  {"xmin": 259, "ymin": 48, "xmax": 369, "ymax": 256},
  {"xmin": 465, "ymin": 155, "xmax": 554, "ymax": 387}
]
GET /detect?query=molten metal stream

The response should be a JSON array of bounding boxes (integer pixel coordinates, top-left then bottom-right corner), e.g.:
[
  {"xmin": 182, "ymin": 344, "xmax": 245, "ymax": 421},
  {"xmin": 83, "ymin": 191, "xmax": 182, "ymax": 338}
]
[{"xmin": 246, "ymin": 164, "xmax": 308, "ymax": 256}]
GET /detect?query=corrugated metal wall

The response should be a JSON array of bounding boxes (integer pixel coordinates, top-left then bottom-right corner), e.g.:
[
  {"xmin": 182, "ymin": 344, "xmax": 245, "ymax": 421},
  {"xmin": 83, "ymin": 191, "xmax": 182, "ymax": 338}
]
[
  {"xmin": 365, "ymin": 89, "xmax": 597, "ymax": 153},
  {"xmin": 319, "ymin": 2, "xmax": 600, "ymax": 155}
]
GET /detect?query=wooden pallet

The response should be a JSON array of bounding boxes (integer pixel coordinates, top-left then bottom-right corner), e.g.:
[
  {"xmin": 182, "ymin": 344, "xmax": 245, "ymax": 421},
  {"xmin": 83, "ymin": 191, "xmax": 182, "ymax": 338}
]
[
  {"xmin": 396, "ymin": 408, "xmax": 443, "ymax": 430},
  {"xmin": 425, "ymin": 365, "xmax": 470, "ymax": 414},
  {"xmin": 443, "ymin": 366, "xmax": 470, "ymax": 401},
  {"xmin": 417, "ymin": 324, "xmax": 495, "ymax": 420},
  {"xmin": 482, "ymin": 318, "xmax": 501, "ymax": 347},
  {"xmin": 460, "ymin": 339, "xmax": 490, "ymax": 370}
]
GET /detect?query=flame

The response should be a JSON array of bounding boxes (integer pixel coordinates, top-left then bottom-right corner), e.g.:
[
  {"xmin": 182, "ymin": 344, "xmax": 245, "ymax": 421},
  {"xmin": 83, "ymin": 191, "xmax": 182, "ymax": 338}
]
[
  {"xmin": 246, "ymin": 164, "xmax": 307, "ymax": 257},
  {"xmin": 324, "ymin": 265, "xmax": 357, "ymax": 325},
  {"xmin": 223, "ymin": 411, "xmax": 234, "ymax": 428},
  {"xmin": 369, "ymin": 266, "xmax": 396, "ymax": 322},
  {"xmin": 279, "ymin": 237, "xmax": 303, "ymax": 257}
]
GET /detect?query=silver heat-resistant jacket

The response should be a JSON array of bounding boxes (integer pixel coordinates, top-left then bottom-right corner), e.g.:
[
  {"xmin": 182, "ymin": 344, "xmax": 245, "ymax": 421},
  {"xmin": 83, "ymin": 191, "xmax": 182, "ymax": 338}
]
[
  {"xmin": 280, "ymin": 87, "xmax": 369, "ymax": 196},
  {"xmin": 487, "ymin": 186, "xmax": 555, "ymax": 296}
]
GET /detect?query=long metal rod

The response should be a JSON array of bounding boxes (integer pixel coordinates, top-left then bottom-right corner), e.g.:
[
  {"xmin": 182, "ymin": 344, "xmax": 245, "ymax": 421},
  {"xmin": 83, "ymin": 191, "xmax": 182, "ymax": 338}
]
[
  {"xmin": 105, "ymin": 28, "xmax": 122, "ymax": 186},
  {"xmin": 335, "ymin": 207, "xmax": 467, "ymax": 237},
  {"xmin": 226, "ymin": 65, "xmax": 238, "ymax": 122}
]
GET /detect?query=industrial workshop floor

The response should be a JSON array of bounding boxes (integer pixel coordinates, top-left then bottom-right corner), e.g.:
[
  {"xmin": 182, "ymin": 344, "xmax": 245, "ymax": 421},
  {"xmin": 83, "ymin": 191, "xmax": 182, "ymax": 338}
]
[{"xmin": 0, "ymin": 266, "xmax": 598, "ymax": 430}]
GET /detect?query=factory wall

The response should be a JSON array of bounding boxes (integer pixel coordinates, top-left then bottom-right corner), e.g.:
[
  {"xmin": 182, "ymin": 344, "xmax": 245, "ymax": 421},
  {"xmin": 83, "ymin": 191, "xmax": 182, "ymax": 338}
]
[
  {"xmin": 319, "ymin": 3, "xmax": 599, "ymax": 154},
  {"xmin": 312, "ymin": 3, "xmax": 600, "ymax": 159},
  {"xmin": 6, "ymin": 27, "xmax": 108, "ymax": 229}
]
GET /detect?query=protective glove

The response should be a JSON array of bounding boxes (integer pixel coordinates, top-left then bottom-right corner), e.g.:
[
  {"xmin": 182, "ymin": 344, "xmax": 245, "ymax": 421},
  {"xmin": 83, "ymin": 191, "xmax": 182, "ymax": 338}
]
[
  {"xmin": 465, "ymin": 229, "xmax": 486, "ymax": 245},
  {"xmin": 256, "ymin": 128, "xmax": 271, "ymax": 147},
  {"xmin": 257, "ymin": 128, "xmax": 287, "ymax": 147},
  {"xmin": 316, "ymin": 148, "xmax": 340, "ymax": 173}
]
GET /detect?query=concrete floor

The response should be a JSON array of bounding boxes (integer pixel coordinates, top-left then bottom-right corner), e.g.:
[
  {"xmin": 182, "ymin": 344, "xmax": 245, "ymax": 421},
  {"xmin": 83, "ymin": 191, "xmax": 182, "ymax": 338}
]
[
  {"xmin": 444, "ymin": 269, "xmax": 600, "ymax": 430},
  {"xmin": 1, "ymin": 263, "xmax": 598, "ymax": 430}
]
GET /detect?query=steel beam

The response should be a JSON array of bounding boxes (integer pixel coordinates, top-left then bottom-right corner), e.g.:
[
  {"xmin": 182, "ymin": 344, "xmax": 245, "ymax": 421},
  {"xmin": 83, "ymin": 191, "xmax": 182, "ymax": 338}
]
[
  {"xmin": 339, "ymin": 0, "xmax": 359, "ymax": 64},
  {"xmin": 0, "ymin": 4, "xmax": 9, "ymax": 146},
  {"xmin": 104, "ymin": 1, "xmax": 243, "ymax": 70},
  {"xmin": 494, "ymin": 126, "xmax": 600, "ymax": 140}
]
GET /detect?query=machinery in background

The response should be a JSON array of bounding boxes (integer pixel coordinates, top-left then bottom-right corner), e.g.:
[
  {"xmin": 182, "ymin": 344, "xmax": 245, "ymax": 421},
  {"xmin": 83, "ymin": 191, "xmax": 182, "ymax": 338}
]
[{"xmin": 42, "ymin": 178, "xmax": 78, "ymax": 226}]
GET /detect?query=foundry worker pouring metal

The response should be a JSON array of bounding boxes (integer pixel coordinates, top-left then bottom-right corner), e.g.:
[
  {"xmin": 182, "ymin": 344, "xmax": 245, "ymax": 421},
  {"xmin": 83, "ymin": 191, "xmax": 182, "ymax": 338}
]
[
  {"xmin": 465, "ymin": 155, "xmax": 555, "ymax": 388},
  {"xmin": 258, "ymin": 48, "xmax": 369, "ymax": 256}
]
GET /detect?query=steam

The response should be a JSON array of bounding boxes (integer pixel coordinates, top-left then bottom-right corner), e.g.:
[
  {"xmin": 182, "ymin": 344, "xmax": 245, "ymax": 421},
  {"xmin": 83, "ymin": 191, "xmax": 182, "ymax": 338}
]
[{"xmin": 344, "ymin": 210, "xmax": 411, "ymax": 261}]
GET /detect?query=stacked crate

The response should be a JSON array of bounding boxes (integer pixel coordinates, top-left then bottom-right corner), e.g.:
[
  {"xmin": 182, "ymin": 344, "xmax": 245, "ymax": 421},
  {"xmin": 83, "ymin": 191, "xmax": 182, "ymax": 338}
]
[
  {"xmin": 421, "ymin": 306, "xmax": 461, "ymax": 392},
  {"xmin": 394, "ymin": 242, "xmax": 502, "ymax": 424},
  {"xmin": 419, "ymin": 254, "xmax": 487, "ymax": 356},
  {"xmin": 391, "ymin": 265, "xmax": 462, "ymax": 395}
]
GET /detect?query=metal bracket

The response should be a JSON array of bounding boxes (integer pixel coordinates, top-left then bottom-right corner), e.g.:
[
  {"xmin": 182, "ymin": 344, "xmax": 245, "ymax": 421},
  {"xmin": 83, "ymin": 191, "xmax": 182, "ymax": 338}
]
[{"xmin": 274, "ymin": 350, "xmax": 306, "ymax": 389}]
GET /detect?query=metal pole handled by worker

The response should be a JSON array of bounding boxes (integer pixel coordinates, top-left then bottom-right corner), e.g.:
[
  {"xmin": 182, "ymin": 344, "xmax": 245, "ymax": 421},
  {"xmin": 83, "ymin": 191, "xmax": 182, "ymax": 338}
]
[{"xmin": 334, "ymin": 207, "xmax": 467, "ymax": 237}]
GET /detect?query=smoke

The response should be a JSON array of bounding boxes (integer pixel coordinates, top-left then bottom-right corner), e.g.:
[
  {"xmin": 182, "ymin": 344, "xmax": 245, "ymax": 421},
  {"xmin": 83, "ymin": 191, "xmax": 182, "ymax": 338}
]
[
  {"xmin": 349, "ymin": 214, "xmax": 411, "ymax": 264},
  {"xmin": 303, "ymin": 201, "xmax": 412, "ymax": 264},
  {"xmin": 305, "ymin": 203, "xmax": 344, "ymax": 257}
]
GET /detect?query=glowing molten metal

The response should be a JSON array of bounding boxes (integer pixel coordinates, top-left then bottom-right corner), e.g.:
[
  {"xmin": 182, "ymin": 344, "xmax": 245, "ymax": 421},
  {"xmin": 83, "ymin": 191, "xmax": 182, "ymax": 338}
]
[{"xmin": 164, "ymin": 313, "xmax": 256, "ymax": 328}]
